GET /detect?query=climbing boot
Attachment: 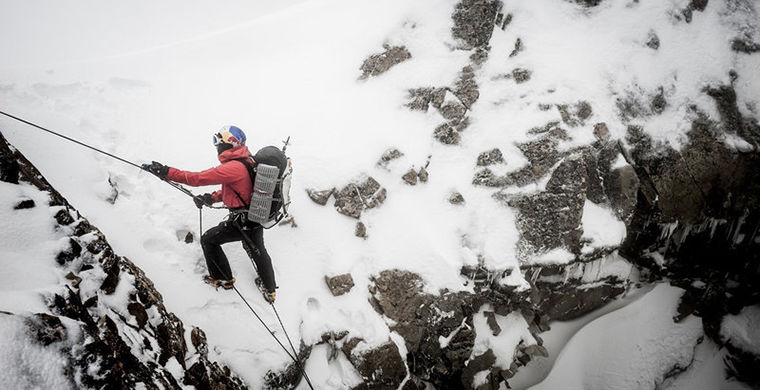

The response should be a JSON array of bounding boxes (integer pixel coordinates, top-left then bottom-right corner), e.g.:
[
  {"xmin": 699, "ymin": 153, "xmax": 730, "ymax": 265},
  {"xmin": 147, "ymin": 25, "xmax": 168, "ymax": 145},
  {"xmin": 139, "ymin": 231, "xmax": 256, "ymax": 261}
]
[{"xmin": 203, "ymin": 275, "xmax": 236, "ymax": 291}]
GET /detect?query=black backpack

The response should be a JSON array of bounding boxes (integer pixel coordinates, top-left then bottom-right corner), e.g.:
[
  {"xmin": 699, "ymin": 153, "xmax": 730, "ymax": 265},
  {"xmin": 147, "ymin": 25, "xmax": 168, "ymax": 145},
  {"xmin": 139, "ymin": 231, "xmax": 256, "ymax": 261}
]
[{"xmin": 233, "ymin": 146, "xmax": 292, "ymax": 228}]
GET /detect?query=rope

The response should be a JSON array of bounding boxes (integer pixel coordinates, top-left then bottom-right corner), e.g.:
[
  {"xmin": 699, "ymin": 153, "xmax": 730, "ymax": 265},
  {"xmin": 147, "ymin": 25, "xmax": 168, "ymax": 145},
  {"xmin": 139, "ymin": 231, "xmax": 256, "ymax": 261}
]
[
  {"xmin": 0, "ymin": 110, "xmax": 195, "ymax": 198},
  {"xmin": 201, "ymin": 209, "xmax": 314, "ymax": 389},
  {"xmin": 271, "ymin": 303, "xmax": 314, "ymax": 389},
  {"xmin": 1, "ymin": 110, "xmax": 310, "ymax": 386}
]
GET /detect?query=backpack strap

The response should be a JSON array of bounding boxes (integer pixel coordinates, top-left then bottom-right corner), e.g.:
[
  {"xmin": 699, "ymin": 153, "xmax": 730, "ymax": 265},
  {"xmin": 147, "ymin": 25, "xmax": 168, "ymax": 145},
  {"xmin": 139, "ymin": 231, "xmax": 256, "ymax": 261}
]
[{"xmin": 230, "ymin": 158, "xmax": 257, "ymax": 208}]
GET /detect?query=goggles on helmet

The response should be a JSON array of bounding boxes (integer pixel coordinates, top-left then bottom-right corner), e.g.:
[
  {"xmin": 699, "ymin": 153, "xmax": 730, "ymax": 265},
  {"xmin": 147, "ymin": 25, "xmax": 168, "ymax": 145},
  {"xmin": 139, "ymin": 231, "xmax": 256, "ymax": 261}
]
[{"xmin": 212, "ymin": 132, "xmax": 225, "ymax": 146}]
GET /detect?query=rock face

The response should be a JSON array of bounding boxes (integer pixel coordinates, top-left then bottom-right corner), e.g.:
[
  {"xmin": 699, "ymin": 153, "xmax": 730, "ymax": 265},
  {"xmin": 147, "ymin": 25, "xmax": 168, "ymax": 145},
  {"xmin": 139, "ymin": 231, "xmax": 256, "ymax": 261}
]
[
  {"xmin": 0, "ymin": 131, "xmax": 246, "ymax": 389},
  {"xmin": 451, "ymin": 0, "xmax": 500, "ymax": 48},
  {"xmin": 325, "ymin": 273, "xmax": 355, "ymax": 296},
  {"xmin": 359, "ymin": 45, "xmax": 412, "ymax": 79},
  {"xmin": 369, "ymin": 270, "xmax": 478, "ymax": 388},
  {"xmin": 619, "ymin": 85, "xmax": 760, "ymax": 383},
  {"xmin": 334, "ymin": 176, "xmax": 387, "ymax": 219}
]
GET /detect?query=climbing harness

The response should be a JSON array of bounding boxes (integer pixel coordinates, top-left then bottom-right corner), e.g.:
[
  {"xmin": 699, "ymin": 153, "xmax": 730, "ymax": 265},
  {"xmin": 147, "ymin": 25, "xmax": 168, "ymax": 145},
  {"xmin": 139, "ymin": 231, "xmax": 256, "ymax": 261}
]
[{"xmin": 1, "ymin": 110, "xmax": 313, "ymax": 389}]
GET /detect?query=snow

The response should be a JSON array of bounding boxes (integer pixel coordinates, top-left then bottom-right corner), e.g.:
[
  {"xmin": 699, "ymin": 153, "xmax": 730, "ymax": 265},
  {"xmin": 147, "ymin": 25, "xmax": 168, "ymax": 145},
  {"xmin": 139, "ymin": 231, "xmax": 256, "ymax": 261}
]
[
  {"xmin": 472, "ymin": 308, "xmax": 535, "ymax": 370},
  {"xmin": 721, "ymin": 305, "xmax": 760, "ymax": 356},
  {"xmin": 530, "ymin": 284, "xmax": 704, "ymax": 390},
  {"xmin": 0, "ymin": 314, "xmax": 73, "ymax": 389},
  {"xmin": 1, "ymin": 0, "xmax": 758, "ymax": 388},
  {"xmin": 581, "ymin": 200, "xmax": 627, "ymax": 252}
]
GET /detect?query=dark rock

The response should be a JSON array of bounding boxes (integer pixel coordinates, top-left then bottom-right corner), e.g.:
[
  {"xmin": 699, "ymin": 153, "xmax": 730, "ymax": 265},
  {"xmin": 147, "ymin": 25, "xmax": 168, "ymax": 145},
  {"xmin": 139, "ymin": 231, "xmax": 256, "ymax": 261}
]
[
  {"xmin": 106, "ymin": 176, "xmax": 119, "ymax": 204},
  {"xmin": 359, "ymin": 45, "xmax": 412, "ymax": 80},
  {"xmin": 348, "ymin": 340, "xmax": 407, "ymax": 389},
  {"xmin": 307, "ymin": 188, "xmax": 335, "ymax": 206},
  {"xmin": 406, "ymin": 88, "xmax": 447, "ymax": 112},
  {"xmin": 378, "ymin": 148, "xmax": 404, "ymax": 167},
  {"xmin": 477, "ymin": 148, "xmax": 504, "ymax": 166},
  {"xmin": 183, "ymin": 232, "xmax": 194, "ymax": 244},
  {"xmin": 326, "ymin": 273, "xmax": 356, "ymax": 296},
  {"xmin": 732, "ymin": 39, "xmax": 760, "ymax": 54},
  {"xmin": 26, "ymin": 313, "xmax": 67, "ymax": 346},
  {"xmin": 605, "ymin": 164, "xmax": 640, "ymax": 221},
  {"xmin": 515, "ymin": 134, "xmax": 563, "ymax": 180},
  {"xmin": 264, "ymin": 342, "xmax": 313, "ymax": 390},
  {"xmin": 646, "ymin": 30, "xmax": 660, "ymax": 50},
  {"xmin": 504, "ymin": 169, "xmax": 586, "ymax": 256},
  {"xmin": 470, "ymin": 48, "xmax": 490, "ymax": 65},
  {"xmin": 355, "ymin": 221, "xmax": 368, "ymax": 239},
  {"xmin": 54, "ymin": 208, "xmax": 75, "ymax": 225},
  {"xmin": 370, "ymin": 270, "xmax": 476, "ymax": 387},
  {"xmin": 403, "ymin": 169, "xmax": 418, "ymax": 185},
  {"xmin": 440, "ymin": 100, "xmax": 468, "ymax": 121},
  {"xmin": 546, "ymin": 155, "xmax": 587, "ymax": 195},
  {"xmin": 526, "ymin": 267, "xmax": 627, "ymax": 321},
  {"xmin": 461, "ymin": 349, "xmax": 497, "ymax": 389},
  {"xmin": 56, "ymin": 238, "xmax": 82, "ymax": 265},
  {"xmin": 484, "ymin": 311, "xmax": 501, "ymax": 336},
  {"xmin": 418, "ymin": 167, "xmax": 429, "ymax": 183},
  {"xmin": 473, "ymin": 168, "xmax": 508, "ymax": 187},
  {"xmin": 593, "ymin": 122, "xmax": 610, "ymax": 141},
  {"xmin": 682, "ymin": 0, "xmax": 708, "ymax": 23},
  {"xmin": 128, "ymin": 302, "xmax": 149, "ymax": 329},
  {"xmin": 455, "ymin": 66, "xmax": 480, "ymax": 108},
  {"xmin": 651, "ymin": 87, "xmax": 667, "ymax": 115},
  {"xmin": 512, "ymin": 68, "xmax": 532, "ymax": 83},
  {"xmin": 451, "ymin": 0, "xmax": 500, "ymax": 48},
  {"xmin": 574, "ymin": 0, "xmax": 603, "ymax": 7},
  {"xmin": 434, "ymin": 123, "xmax": 461, "ymax": 145},
  {"xmin": 557, "ymin": 101, "xmax": 593, "ymax": 127},
  {"xmin": 705, "ymin": 83, "xmax": 760, "ymax": 147},
  {"xmin": 334, "ymin": 177, "xmax": 386, "ymax": 219},
  {"xmin": 13, "ymin": 198, "xmax": 35, "ymax": 209},
  {"xmin": 65, "ymin": 272, "xmax": 82, "ymax": 288},
  {"xmin": 524, "ymin": 344, "xmax": 549, "ymax": 358},
  {"xmin": 0, "ymin": 132, "xmax": 246, "ymax": 388},
  {"xmin": 449, "ymin": 192, "xmax": 465, "ymax": 205},
  {"xmin": 509, "ymin": 37, "xmax": 523, "ymax": 57},
  {"xmin": 674, "ymin": 289, "xmax": 698, "ymax": 322}
]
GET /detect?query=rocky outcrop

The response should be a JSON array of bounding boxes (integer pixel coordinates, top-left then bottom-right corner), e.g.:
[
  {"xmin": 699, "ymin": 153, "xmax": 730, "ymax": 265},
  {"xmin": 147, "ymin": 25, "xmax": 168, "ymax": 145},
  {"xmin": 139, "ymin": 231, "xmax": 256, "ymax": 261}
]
[
  {"xmin": 0, "ymin": 131, "xmax": 246, "ymax": 389},
  {"xmin": 359, "ymin": 45, "xmax": 412, "ymax": 80},
  {"xmin": 325, "ymin": 273, "xmax": 355, "ymax": 296},
  {"xmin": 334, "ymin": 176, "xmax": 387, "ymax": 219},
  {"xmin": 451, "ymin": 0, "xmax": 501, "ymax": 49},
  {"xmin": 619, "ymin": 83, "xmax": 760, "ymax": 383}
]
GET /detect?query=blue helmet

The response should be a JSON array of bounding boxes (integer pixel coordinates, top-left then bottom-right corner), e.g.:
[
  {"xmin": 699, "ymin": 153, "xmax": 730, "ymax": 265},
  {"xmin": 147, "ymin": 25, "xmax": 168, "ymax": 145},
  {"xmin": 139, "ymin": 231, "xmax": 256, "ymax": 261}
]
[{"xmin": 212, "ymin": 125, "xmax": 246, "ymax": 147}]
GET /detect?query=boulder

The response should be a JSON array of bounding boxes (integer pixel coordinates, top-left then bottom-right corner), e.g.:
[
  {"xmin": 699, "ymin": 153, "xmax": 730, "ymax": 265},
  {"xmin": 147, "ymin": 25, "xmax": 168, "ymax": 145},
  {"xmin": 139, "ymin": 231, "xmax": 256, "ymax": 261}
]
[
  {"xmin": 334, "ymin": 177, "xmax": 387, "ymax": 218},
  {"xmin": 451, "ymin": 0, "xmax": 500, "ymax": 48},
  {"xmin": 307, "ymin": 188, "xmax": 335, "ymax": 206},
  {"xmin": 359, "ymin": 45, "xmax": 411, "ymax": 80},
  {"xmin": 476, "ymin": 148, "xmax": 504, "ymax": 166},
  {"xmin": 326, "ymin": 273, "xmax": 356, "ymax": 296},
  {"xmin": 402, "ymin": 169, "xmax": 418, "ymax": 185},
  {"xmin": 346, "ymin": 340, "xmax": 407, "ymax": 389}
]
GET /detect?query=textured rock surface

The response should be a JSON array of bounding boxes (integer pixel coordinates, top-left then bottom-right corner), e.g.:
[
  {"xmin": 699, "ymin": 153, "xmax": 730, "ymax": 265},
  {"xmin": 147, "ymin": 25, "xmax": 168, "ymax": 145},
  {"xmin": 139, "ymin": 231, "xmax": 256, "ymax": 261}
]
[
  {"xmin": 0, "ymin": 131, "xmax": 246, "ymax": 390},
  {"xmin": 334, "ymin": 176, "xmax": 387, "ymax": 219},
  {"xmin": 359, "ymin": 45, "xmax": 411, "ymax": 80},
  {"xmin": 325, "ymin": 273, "xmax": 355, "ymax": 296}
]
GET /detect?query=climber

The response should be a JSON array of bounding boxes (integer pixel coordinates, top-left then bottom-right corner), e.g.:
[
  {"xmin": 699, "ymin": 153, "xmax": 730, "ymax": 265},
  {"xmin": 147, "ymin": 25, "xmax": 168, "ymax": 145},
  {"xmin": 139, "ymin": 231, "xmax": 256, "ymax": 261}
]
[{"xmin": 142, "ymin": 126, "xmax": 276, "ymax": 303}]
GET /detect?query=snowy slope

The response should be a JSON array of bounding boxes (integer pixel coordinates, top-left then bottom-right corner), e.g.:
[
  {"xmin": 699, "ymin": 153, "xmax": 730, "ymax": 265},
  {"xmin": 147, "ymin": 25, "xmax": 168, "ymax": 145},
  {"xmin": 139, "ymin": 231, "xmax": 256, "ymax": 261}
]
[{"xmin": 2, "ymin": 0, "xmax": 759, "ymax": 388}]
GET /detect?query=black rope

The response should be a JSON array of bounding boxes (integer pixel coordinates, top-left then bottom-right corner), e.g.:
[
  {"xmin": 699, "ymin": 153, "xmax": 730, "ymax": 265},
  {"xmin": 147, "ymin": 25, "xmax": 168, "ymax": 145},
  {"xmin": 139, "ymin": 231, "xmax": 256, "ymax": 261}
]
[
  {"xmin": 201, "ymin": 209, "xmax": 314, "ymax": 389},
  {"xmin": 271, "ymin": 303, "xmax": 314, "ymax": 389},
  {"xmin": 0, "ymin": 110, "xmax": 195, "ymax": 198}
]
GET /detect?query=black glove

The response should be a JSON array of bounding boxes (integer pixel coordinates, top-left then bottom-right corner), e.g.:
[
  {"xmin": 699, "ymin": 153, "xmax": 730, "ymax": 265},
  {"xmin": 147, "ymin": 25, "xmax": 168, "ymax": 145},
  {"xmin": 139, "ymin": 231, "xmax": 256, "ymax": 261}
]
[
  {"xmin": 193, "ymin": 193, "xmax": 215, "ymax": 209},
  {"xmin": 142, "ymin": 161, "xmax": 169, "ymax": 178}
]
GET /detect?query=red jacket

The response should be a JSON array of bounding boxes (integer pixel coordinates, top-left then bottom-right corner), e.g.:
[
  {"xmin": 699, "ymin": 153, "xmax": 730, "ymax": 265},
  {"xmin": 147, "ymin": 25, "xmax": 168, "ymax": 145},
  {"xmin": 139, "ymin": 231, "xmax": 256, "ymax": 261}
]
[{"xmin": 166, "ymin": 146, "xmax": 253, "ymax": 209}]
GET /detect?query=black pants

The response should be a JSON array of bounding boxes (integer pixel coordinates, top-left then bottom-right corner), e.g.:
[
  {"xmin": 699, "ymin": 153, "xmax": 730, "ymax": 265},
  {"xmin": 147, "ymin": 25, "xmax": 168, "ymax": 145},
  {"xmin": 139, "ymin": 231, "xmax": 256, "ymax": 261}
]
[{"xmin": 201, "ymin": 218, "xmax": 276, "ymax": 293}]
